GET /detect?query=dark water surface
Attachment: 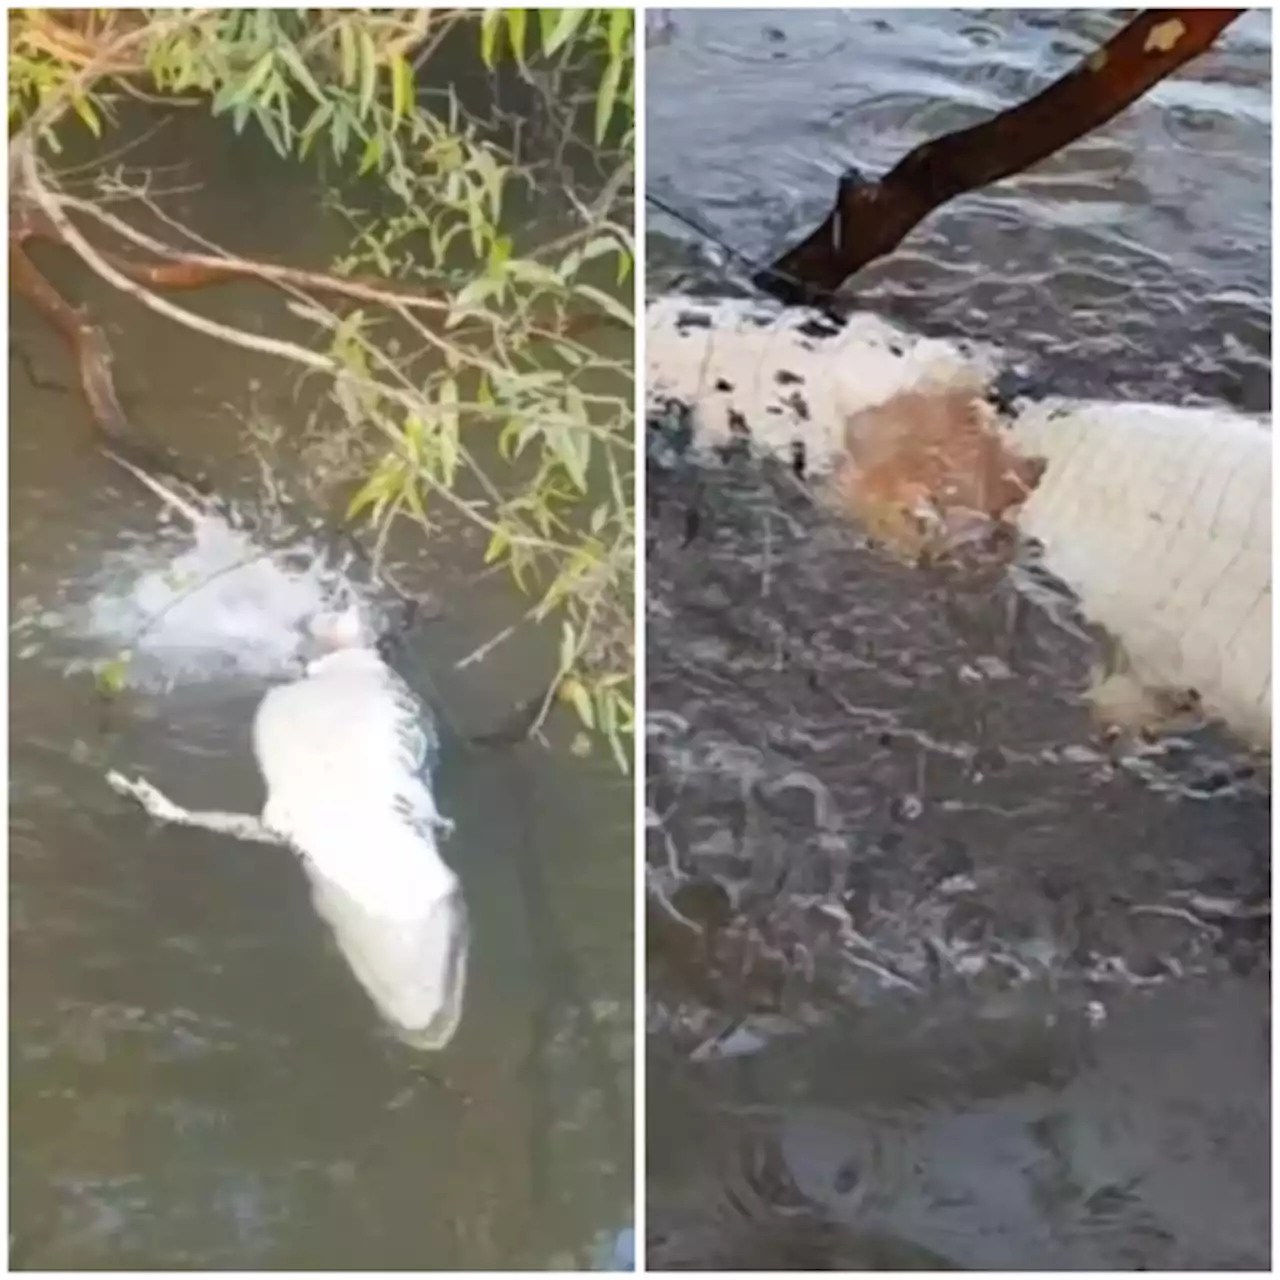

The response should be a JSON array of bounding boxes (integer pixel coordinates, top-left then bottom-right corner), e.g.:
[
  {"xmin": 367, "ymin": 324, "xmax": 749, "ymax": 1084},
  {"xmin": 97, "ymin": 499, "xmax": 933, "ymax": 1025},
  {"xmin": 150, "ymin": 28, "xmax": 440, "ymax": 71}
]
[
  {"xmin": 10, "ymin": 82, "xmax": 632, "ymax": 1270},
  {"xmin": 647, "ymin": 9, "xmax": 1270, "ymax": 1270}
]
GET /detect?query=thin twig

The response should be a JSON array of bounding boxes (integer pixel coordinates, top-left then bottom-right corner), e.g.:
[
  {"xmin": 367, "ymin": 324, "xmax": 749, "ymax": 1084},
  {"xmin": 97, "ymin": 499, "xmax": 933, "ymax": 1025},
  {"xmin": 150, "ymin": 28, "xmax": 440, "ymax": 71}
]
[
  {"xmin": 1128, "ymin": 904, "xmax": 1221, "ymax": 937},
  {"xmin": 456, "ymin": 623, "xmax": 519, "ymax": 670},
  {"xmin": 61, "ymin": 193, "xmax": 452, "ymax": 313}
]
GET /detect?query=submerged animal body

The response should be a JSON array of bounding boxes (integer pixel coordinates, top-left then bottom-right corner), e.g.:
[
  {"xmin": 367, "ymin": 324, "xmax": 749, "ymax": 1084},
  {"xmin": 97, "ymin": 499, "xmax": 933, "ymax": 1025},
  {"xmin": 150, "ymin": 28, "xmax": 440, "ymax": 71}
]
[
  {"xmin": 109, "ymin": 614, "xmax": 469, "ymax": 1049},
  {"xmin": 257, "ymin": 641, "xmax": 469, "ymax": 1046},
  {"xmin": 646, "ymin": 294, "xmax": 1271, "ymax": 749}
]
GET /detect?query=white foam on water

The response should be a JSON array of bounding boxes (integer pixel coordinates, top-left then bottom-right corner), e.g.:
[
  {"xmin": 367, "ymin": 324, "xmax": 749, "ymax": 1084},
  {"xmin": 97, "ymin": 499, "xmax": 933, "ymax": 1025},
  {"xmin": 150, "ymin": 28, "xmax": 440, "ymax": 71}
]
[{"xmin": 67, "ymin": 515, "xmax": 366, "ymax": 686}]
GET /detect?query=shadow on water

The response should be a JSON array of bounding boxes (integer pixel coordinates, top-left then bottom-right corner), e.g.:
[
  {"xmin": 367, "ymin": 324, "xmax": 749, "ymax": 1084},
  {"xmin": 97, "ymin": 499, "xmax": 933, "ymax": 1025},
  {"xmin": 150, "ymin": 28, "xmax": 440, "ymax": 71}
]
[
  {"xmin": 9, "ymin": 48, "xmax": 632, "ymax": 1273},
  {"xmin": 646, "ymin": 9, "xmax": 1270, "ymax": 1270}
]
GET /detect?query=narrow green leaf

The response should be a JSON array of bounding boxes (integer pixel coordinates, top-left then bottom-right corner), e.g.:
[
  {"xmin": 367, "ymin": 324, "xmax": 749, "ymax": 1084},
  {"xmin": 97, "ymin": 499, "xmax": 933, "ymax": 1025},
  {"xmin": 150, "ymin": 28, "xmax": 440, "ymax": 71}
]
[
  {"xmin": 598, "ymin": 686, "xmax": 617, "ymax": 735},
  {"xmin": 506, "ymin": 258, "xmax": 564, "ymax": 289},
  {"xmin": 595, "ymin": 55, "xmax": 622, "ymax": 144},
  {"xmin": 484, "ymin": 527, "xmax": 509, "ymax": 564},
  {"xmin": 553, "ymin": 341, "xmax": 587, "ymax": 367},
  {"xmin": 559, "ymin": 619, "xmax": 577, "ymax": 671},
  {"xmin": 607, "ymin": 8, "xmax": 631, "ymax": 59},
  {"xmin": 346, "ymin": 476, "xmax": 379, "ymax": 522},
  {"xmin": 576, "ymin": 283, "xmax": 633, "ymax": 327},
  {"xmin": 277, "ymin": 43, "xmax": 325, "ymax": 103},
  {"xmin": 403, "ymin": 413, "xmax": 426, "ymax": 459},
  {"xmin": 449, "ymin": 276, "xmax": 500, "ymax": 325},
  {"xmin": 609, "ymin": 726, "xmax": 630, "ymax": 775},
  {"xmin": 331, "ymin": 106, "xmax": 350, "ymax": 159},
  {"xmin": 498, "ymin": 417, "xmax": 522, "ymax": 461},
  {"xmin": 298, "ymin": 99, "xmax": 334, "ymax": 157},
  {"xmin": 543, "ymin": 8, "xmax": 585, "ymax": 56},
  {"xmin": 210, "ymin": 79, "xmax": 243, "ymax": 117},
  {"xmin": 580, "ymin": 234, "xmax": 621, "ymax": 263},
  {"xmin": 241, "ymin": 50, "xmax": 276, "ymax": 100},
  {"xmin": 358, "ymin": 30, "xmax": 378, "ymax": 117},
  {"xmin": 257, "ymin": 100, "xmax": 287, "ymax": 157},
  {"xmin": 467, "ymin": 197, "xmax": 486, "ymax": 259},
  {"xmin": 480, "ymin": 10, "xmax": 503, "ymax": 67},
  {"xmin": 70, "ymin": 90, "xmax": 101, "ymax": 139},
  {"xmin": 338, "ymin": 22, "xmax": 358, "ymax": 86},
  {"xmin": 390, "ymin": 52, "xmax": 414, "ymax": 123},
  {"xmin": 487, "ymin": 234, "xmax": 513, "ymax": 276},
  {"xmin": 506, "ymin": 8, "xmax": 528, "ymax": 65},
  {"xmin": 562, "ymin": 677, "xmax": 596, "ymax": 729},
  {"xmin": 358, "ymin": 135, "xmax": 382, "ymax": 175}
]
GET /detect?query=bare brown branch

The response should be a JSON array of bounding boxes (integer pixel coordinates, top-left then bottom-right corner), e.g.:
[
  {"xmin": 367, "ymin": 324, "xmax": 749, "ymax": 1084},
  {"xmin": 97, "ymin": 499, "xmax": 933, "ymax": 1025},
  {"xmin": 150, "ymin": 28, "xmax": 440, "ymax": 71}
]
[{"xmin": 756, "ymin": 9, "xmax": 1244, "ymax": 304}]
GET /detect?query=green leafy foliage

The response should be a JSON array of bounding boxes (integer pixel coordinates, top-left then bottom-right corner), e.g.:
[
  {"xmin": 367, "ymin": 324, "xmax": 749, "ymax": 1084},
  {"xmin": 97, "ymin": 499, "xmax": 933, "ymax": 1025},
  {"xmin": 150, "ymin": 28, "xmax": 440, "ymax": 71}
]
[{"xmin": 10, "ymin": 9, "xmax": 634, "ymax": 769}]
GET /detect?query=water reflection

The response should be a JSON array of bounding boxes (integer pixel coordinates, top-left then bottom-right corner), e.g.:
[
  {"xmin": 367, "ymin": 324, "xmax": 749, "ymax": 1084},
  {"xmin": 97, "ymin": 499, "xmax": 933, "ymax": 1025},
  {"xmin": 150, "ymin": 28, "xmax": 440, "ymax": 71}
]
[
  {"xmin": 646, "ymin": 8, "xmax": 1269, "ymax": 1270},
  {"xmin": 650, "ymin": 980, "xmax": 1268, "ymax": 1270}
]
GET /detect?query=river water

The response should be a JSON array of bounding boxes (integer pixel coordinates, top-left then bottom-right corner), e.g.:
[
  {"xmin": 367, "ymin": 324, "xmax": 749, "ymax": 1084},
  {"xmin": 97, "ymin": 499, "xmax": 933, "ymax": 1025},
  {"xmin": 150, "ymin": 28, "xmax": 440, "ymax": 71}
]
[
  {"xmin": 646, "ymin": 9, "xmax": 1270, "ymax": 1270},
  {"xmin": 9, "ymin": 70, "xmax": 633, "ymax": 1271}
]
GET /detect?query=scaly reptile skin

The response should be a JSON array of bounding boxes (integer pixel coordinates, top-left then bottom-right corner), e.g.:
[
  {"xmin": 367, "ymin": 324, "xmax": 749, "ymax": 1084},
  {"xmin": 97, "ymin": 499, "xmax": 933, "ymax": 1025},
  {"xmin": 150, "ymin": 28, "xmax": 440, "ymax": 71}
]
[
  {"xmin": 646, "ymin": 295, "xmax": 1271, "ymax": 749},
  {"xmin": 1008, "ymin": 400, "xmax": 1270, "ymax": 748}
]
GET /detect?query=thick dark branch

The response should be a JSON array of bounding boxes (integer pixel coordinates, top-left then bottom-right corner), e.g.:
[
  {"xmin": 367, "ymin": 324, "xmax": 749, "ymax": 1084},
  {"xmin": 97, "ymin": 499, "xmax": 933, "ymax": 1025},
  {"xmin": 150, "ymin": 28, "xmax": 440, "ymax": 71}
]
[
  {"xmin": 755, "ymin": 9, "xmax": 1245, "ymax": 305},
  {"xmin": 10, "ymin": 232, "xmax": 180, "ymax": 476},
  {"xmin": 11, "ymin": 231, "xmax": 245, "ymax": 526}
]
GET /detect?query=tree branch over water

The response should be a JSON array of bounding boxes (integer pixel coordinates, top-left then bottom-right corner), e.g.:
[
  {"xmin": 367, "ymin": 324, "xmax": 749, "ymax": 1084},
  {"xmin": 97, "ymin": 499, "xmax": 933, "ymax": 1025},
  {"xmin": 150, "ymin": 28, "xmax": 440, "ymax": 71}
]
[
  {"xmin": 756, "ymin": 9, "xmax": 1245, "ymax": 305},
  {"xmin": 9, "ymin": 8, "xmax": 636, "ymax": 764}
]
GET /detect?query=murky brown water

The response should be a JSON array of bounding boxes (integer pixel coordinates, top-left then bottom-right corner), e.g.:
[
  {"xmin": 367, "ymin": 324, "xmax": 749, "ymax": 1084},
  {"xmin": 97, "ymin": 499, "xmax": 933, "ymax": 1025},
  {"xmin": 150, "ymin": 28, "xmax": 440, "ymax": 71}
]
[
  {"xmin": 646, "ymin": 9, "xmax": 1270, "ymax": 1270},
  {"xmin": 10, "ymin": 66, "xmax": 632, "ymax": 1271}
]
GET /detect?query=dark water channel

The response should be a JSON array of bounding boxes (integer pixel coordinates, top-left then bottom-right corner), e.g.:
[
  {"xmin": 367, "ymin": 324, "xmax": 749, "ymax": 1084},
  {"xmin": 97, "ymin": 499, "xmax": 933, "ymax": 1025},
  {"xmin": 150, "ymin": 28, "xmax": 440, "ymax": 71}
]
[
  {"xmin": 646, "ymin": 10, "xmax": 1270, "ymax": 1270},
  {"xmin": 10, "ymin": 70, "xmax": 632, "ymax": 1271}
]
